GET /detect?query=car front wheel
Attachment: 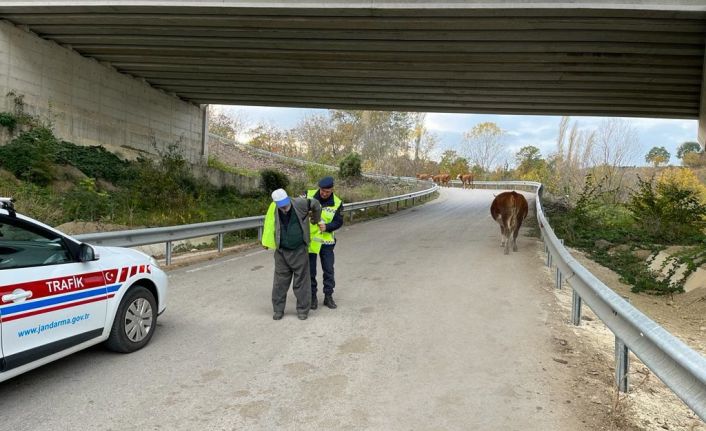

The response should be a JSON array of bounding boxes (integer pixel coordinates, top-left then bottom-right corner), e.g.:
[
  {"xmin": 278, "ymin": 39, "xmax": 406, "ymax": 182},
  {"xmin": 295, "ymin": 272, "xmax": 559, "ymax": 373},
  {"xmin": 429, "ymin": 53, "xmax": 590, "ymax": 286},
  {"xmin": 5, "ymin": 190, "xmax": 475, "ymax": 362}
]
[{"xmin": 106, "ymin": 286, "xmax": 157, "ymax": 353}]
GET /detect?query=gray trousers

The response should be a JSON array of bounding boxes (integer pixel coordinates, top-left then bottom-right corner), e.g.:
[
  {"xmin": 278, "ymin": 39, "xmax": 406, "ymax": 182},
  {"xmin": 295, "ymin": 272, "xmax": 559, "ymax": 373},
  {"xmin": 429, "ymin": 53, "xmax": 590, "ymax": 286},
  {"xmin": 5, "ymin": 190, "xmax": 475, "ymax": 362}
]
[{"xmin": 272, "ymin": 245, "xmax": 311, "ymax": 314}]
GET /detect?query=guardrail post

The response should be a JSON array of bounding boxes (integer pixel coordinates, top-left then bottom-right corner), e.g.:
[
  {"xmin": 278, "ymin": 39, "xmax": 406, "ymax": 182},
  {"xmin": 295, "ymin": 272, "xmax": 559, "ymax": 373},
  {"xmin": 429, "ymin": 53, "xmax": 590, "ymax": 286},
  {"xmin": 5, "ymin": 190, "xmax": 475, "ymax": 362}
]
[
  {"xmin": 165, "ymin": 241, "xmax": 172, "ymax": 266},
  {"xmin": 217, "ymin": 233, "xmax": 224, "ymax": 252},
  {"xmin": 257, "ymin": 226, "xmax": 263, "ymax": 241},
  {"xmin": 396, "ymin": 200, "xmax": 399, "ymax": 211},
  {"xmin": 555, "ymin": 239, "xmax": 564, "ymax": 289},
  {"xmin": 571, "ymin": 289, "xmax": 582, "ymax": 325},
  {"xmin": 615, "ymin": 337, "xmax": 629, "ymax": 393}
]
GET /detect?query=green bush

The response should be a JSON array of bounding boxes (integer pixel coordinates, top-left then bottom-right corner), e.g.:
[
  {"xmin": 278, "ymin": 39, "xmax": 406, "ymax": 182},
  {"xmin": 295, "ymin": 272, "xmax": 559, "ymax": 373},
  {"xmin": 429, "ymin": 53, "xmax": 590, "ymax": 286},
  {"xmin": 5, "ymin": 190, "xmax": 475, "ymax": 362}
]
[
  {"xmin": 55, "ymin": 141, "xmax": 130, "ymax": 184},
  {"xmin": 339, "ymin": 152, "xmax": 362, "ymax": 179},
  {"xmin": 0, "ymin": 127, "xmax": 58, "ymax": 185},
  {"xmin": 0, "ymin": 112, "xmax": 17, "ymax": 132},
  {"xmin": 62, "ymin": 178, "xmax": 112, "ymax": 221},
  {"xmin": 305, "ymin": 163, "xmax": 335, "ymax": 185},
  {"xmin": 628, "ymin": 176, "xmax": 706, "ymax": 243},
  {"xmin": 260, "ymin": 168, "xmax": 289, "ymax": 194},
  {"xmin": 126, "ymin": 152, "xmax": 198, "ymax": 213}
]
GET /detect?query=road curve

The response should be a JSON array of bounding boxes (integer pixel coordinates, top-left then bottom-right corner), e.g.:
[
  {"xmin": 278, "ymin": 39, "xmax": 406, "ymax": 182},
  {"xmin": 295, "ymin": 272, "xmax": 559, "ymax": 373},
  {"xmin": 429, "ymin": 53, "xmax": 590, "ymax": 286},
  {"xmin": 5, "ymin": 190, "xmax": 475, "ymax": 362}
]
[{"xmin": 0, "ymin": 187, "xmax": 585, "ymax": 431}]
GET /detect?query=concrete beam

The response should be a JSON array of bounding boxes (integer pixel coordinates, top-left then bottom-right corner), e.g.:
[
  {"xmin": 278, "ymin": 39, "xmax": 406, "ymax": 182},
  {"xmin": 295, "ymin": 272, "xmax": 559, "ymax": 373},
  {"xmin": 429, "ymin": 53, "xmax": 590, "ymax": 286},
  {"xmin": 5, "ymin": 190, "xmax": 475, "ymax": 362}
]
[
  {"xmin": 700, "ymin": 37, "xmax": 706, "ymax": 147},
  {"xmin": 1, "ymin": 3, "xmax": 705, "ymax": 120}
]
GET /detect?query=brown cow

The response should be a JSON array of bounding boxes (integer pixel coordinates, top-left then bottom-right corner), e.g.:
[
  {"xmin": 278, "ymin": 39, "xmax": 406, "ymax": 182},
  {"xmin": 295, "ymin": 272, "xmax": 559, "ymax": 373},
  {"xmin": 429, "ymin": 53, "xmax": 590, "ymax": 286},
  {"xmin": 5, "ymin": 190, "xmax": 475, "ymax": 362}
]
[
  {"xmin": 490, "ymin": 191, "xmax": 529, "ymax": 255},
  {"xmin": 416, "ymin": 173, "xmax": 432, "ymax": 181},
  {"xmin": 432, "ymin": 174, "xmax": 450, "ymax": 186},
  {"xmin": 456, "ymin": 173, "xmax": 474, "ymax": 189}
]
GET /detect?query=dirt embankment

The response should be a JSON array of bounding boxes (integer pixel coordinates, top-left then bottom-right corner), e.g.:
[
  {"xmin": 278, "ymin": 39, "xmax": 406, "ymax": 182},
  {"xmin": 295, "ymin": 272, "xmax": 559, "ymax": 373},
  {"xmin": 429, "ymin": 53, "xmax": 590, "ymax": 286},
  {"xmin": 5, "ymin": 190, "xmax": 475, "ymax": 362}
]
[{"xmin": 539, "ymin": 246, "xmax": 706, "ymax": 431}]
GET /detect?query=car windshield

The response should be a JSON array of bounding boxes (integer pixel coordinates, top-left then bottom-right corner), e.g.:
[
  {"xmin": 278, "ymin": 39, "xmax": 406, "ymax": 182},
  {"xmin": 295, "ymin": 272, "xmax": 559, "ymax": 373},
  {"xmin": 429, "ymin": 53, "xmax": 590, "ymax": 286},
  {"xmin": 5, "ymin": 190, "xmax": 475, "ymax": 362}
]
[{"xmin": 0, "ymin": 217, "xmax": 72, "ymax": 269}]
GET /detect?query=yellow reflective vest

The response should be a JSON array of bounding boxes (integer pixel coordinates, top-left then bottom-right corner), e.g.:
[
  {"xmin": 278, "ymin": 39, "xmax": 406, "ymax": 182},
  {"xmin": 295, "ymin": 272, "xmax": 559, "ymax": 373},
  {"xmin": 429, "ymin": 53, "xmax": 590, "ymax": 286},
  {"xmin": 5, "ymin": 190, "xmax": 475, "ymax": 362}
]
[
  {"xmin": 307, "ymin": 189, "xmax": 342, "ymax": 254},
  {"xmin": 261, "ymin": 202, "xmax": 278, "ymax": 250}
]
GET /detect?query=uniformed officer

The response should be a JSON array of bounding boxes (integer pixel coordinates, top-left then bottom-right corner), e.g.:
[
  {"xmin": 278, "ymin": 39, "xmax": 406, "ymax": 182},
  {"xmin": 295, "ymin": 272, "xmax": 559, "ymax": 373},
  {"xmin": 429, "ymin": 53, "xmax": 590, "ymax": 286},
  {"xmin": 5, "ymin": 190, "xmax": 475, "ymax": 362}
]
[{"xmin": 308, "ymin": 176, "xmax": 344, "ymax": 310}]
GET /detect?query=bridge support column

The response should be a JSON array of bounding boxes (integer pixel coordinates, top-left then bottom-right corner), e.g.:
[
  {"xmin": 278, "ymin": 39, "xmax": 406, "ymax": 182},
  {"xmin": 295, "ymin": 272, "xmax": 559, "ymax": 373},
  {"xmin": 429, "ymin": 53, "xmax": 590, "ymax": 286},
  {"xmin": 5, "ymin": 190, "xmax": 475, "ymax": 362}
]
[
  {"xmin": 700, "ymin": 44, "xmax": 706, "ymax": 148},
  {"xmin": 200, "ymin": 104, "xmax": 210, "ymax": 160}
]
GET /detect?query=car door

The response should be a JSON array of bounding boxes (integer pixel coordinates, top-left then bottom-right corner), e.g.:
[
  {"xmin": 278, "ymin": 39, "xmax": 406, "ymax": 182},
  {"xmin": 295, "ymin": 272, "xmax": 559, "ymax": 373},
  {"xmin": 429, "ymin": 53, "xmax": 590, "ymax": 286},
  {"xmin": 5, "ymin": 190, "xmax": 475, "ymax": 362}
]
[{"xmin": 0, "ymin": 215, "xmax": 108, "ymax": 372}]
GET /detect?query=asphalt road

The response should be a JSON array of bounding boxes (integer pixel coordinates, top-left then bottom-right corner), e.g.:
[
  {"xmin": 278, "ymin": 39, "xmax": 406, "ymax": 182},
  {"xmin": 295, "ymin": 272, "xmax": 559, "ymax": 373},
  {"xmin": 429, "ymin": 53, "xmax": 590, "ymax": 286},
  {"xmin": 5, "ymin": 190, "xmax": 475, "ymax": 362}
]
[{"xmin": 0, "ymin": 188, "xmax": 585, "ymax": 431}]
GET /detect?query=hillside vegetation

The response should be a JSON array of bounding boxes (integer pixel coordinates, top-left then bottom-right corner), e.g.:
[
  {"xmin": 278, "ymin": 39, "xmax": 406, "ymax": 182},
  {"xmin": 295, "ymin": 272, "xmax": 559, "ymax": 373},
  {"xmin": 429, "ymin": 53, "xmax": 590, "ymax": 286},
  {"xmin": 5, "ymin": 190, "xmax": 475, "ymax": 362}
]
[{"xmin": 0, "ymin": 104, "xmax": 420, "ymax": 233}]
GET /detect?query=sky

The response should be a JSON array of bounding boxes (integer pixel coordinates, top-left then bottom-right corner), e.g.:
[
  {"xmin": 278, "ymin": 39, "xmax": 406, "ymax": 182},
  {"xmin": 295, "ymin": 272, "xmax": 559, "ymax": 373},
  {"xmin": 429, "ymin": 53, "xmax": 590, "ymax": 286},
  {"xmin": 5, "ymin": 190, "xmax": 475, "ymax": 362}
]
[{"xmin": 217, "ymin": 105, "xmax": 698, "ymax": 167}]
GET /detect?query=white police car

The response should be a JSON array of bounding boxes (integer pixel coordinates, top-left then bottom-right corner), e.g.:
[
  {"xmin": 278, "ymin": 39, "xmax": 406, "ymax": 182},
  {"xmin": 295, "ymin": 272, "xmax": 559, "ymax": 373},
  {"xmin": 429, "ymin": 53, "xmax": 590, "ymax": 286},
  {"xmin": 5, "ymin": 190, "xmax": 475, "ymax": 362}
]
[{"xmin": 0, "ymin": 197, "xmax": 167, "ymax": 382}]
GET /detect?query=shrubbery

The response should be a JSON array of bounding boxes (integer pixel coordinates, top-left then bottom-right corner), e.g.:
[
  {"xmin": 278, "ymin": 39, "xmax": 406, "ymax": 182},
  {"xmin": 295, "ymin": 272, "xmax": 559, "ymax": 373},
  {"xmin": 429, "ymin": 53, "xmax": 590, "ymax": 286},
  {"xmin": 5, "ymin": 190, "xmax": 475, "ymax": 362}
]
[
  {"xmin": 260, "ymin": 168, "xmax": 289, "ymax": 194},
  {"xmin": 339, "ymin": 152, "xmax": 362, "ymax": 179},
  {"xmin": 628, "ymin": 175, "xmax": 706, "ymax": 243},
  {"xmin": 305, "ymin": 163, "xmax": 335, "ymax": 185},
  {"xmin": 62, "ymin": 178, "xmax": 112, "ymax": 221},
  {"xmin": 0, "ymin": 112, "xmax": 17, "ymax": 132},
  {"xmin": 0, "ymin": 127, "xmax": 58, "ymax": 185},
  {"xmin": 56, "ymin": 142, "xmax": 130, "ymax": 184}
]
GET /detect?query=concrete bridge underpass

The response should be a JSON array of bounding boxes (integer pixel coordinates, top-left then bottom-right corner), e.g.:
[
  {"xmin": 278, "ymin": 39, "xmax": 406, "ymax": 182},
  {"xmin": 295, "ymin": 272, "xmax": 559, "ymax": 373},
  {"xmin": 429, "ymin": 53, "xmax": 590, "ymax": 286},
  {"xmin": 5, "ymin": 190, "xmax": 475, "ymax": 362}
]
[{"xmin": 1, "ymin": 1, "xmax": 706, "ymax": 160}]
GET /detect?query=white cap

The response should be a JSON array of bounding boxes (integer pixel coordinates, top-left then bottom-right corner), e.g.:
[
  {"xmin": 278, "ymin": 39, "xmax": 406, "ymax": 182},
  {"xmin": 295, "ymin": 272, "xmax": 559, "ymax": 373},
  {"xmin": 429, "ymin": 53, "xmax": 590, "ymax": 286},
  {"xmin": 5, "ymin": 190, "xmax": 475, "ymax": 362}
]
[{"xmin": 271, "ymin": 188, "xmax": 291, "ymax": 208}]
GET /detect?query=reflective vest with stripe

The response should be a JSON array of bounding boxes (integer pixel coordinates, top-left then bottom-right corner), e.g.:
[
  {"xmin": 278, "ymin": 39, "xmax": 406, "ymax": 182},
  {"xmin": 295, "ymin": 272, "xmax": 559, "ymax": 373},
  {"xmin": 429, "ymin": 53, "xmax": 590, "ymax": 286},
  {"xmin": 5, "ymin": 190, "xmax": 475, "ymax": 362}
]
[
  {"xmin": 307, "ymin": 189, "xmax": 342, "ymax": 254},
  {"xmin": 261, "ymin": 202, "xmax": 278, "ymax": 250}
]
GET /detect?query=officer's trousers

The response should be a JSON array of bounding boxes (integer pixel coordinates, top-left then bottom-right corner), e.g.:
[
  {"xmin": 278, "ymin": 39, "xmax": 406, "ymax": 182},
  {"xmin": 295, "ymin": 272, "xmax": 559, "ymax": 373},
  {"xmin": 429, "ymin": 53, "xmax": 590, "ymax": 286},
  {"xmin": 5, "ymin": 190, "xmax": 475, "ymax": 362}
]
[{"xmin": 309, "ymin": 244, "xmax": 335, "ymax": 296}]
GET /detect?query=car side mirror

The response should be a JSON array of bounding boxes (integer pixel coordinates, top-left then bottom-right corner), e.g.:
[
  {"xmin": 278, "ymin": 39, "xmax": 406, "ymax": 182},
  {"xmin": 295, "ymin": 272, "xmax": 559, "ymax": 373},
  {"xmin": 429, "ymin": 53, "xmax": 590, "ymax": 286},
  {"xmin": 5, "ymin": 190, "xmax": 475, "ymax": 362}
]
[{"xmin": 79, "ymin": 243, "xmax": 99, "ymax": 262}]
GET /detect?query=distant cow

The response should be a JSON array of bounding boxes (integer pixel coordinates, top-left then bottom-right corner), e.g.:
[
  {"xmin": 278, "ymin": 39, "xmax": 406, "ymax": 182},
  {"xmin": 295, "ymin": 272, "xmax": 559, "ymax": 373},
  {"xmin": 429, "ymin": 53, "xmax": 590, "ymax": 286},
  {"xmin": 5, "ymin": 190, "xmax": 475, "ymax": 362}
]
[
  {"xmin": 432, "ymin": 173, "xmax": 450, "ymax": 187},
  {"xmin": 416, "ymin": 173, "xmax": 432, "ymax": 181},
  {"xmin": 457, "ymin": 173, "xmax": 474, "ymax": 189},
  {"xmin": 490, "ymin": 191, "xmax": 529, "ymax": 255}
]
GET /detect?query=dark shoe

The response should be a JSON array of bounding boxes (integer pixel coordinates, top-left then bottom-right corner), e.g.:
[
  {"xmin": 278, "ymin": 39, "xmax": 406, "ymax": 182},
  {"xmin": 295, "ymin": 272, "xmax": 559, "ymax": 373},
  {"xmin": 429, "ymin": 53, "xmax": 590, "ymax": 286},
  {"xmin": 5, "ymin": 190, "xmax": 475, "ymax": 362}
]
[
  {"xmin": 273, "ymin": 312, "xmax": 284, "ymax": 320},
  {"xmin": 310, "ymin": 295, "xmax": 318, "ymax": 310},
  {"xmin": 323, "ymin": 295, "xmax": 337, "ymax": 309},
  {"xmin": 297, "ymin": 312, "xmax": 308, "ymax": 320}
]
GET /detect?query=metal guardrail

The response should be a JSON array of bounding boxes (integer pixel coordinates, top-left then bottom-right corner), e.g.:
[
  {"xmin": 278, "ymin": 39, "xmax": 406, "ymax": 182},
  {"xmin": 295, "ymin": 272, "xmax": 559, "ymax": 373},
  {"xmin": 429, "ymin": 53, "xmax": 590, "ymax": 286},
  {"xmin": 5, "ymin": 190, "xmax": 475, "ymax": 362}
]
[
  {"xmin": 456, "ymin": 180, "xmax": 706, "ymax": 419},
  {"xmin": 75, "ymin": 184, "xmax": 438, "ymax": 264}
]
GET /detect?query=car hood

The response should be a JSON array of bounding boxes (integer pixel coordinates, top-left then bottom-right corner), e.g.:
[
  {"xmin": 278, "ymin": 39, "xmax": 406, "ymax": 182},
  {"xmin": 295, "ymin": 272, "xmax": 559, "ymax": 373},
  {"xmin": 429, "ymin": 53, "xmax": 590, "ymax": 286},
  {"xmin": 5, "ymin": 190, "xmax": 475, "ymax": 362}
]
[{"xmin": 95, "ymin": 246, "xmax": 154, "ymax": 265}]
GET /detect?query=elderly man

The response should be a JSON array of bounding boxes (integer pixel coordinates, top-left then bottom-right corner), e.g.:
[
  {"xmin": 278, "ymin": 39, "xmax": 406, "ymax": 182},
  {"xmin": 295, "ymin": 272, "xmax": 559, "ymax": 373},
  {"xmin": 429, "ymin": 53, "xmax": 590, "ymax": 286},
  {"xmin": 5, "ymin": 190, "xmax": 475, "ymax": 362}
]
[
  {"xmin": 262, "ymin": 188, "xmax": 322, "ymax": 320},
  {"xmin": 307, "ymin": 176, "xmax": 344, "ymax": 310}
]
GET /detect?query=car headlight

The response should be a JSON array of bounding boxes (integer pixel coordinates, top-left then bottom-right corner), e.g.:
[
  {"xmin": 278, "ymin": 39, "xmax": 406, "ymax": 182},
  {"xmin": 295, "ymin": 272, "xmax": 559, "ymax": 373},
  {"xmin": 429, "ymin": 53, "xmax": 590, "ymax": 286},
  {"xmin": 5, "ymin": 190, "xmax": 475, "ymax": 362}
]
[{"xmin": 150, "ymin": 256, "xmax": 160, "ymax": 269}]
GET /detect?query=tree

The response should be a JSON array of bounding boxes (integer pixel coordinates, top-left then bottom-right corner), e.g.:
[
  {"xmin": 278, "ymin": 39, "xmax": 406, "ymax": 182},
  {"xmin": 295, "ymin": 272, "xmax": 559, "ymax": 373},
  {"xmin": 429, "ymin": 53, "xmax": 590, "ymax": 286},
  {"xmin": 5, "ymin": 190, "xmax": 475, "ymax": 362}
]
[
  {"xmin": 438, "ymin": 150, "xmax": 469, "ymax": 177},
  {"xmin": 461, "ymin": 122, "xmax": 506, "ymax": 173},
  {"xmin": 438, "ymin": 150, "xmax": 458, "ymax": 174},
  {"xmin": 590, "ymin": 118, "xmax": 639, "ymax": 202},
  {"xmin": 515, "ymin": 146, "xmax": 542, "ymax": 174},
  {"xmin": 683, "ymin": 151, "xmax": 706, "ymax": 168},
  {"xmin": 676, "ymin": 141, "xmax": 701, "ymax": 160},
  {"xmin": 293, "ymin": 113, "xmax": 339, "ymax": 163},
  {"xmin": 249, "ymin": 123, "xmax": 298, "ymax": 156},
  {"xmin": 551, "ymin": 116, "xmax": 595, "ymax": 201},
  {"xmin": 410, "ymin": 113, "xmax": 438, "ymax": 172},
  {"xmin": 645, "ymin": 146, "xmax": 670, "ymax": 167},
  {"xmin": 208, "ymin": 106, "xmax": 249, "ymax": 141},
  {"xmin": 514, "ymin": 145, "xmax": 549, "ymax": 181}
]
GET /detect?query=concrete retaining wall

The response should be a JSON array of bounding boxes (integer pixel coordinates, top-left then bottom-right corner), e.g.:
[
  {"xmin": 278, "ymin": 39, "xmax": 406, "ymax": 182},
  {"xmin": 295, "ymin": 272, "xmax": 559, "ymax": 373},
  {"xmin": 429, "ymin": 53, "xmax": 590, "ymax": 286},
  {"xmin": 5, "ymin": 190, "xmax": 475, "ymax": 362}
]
[
  {"xmin": 0, "ymin": 21, "xmax": 205, "ymax": 163},
  {"xmin": 192, "ymin": 165, "xmax": 261, "ymax": 194}
]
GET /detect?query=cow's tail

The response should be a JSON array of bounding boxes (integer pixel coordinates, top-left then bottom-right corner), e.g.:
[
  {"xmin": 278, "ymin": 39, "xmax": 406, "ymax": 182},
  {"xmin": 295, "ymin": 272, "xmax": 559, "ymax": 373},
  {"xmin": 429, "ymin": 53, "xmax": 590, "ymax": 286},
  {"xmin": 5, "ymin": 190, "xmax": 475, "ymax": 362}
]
[{"xmin": 507, "ymin": 195, "xmax": 521, "ymax": 233}]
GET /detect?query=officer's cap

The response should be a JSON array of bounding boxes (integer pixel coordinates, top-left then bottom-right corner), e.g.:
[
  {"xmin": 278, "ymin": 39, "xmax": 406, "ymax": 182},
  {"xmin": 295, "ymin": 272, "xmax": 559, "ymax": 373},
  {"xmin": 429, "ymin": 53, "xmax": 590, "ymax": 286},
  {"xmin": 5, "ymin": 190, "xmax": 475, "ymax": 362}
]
[{"xmin": 318, "ymin": 176, "xmax": 334, "ymax": 188}]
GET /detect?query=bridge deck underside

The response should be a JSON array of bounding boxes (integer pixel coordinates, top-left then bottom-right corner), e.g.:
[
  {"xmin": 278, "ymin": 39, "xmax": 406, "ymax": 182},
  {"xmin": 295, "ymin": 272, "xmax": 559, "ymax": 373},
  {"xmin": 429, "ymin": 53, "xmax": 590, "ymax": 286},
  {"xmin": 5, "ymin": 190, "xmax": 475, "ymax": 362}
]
[{"xmin": 1, "ymin": 5, "xmax": 705, "ymax": 118}]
